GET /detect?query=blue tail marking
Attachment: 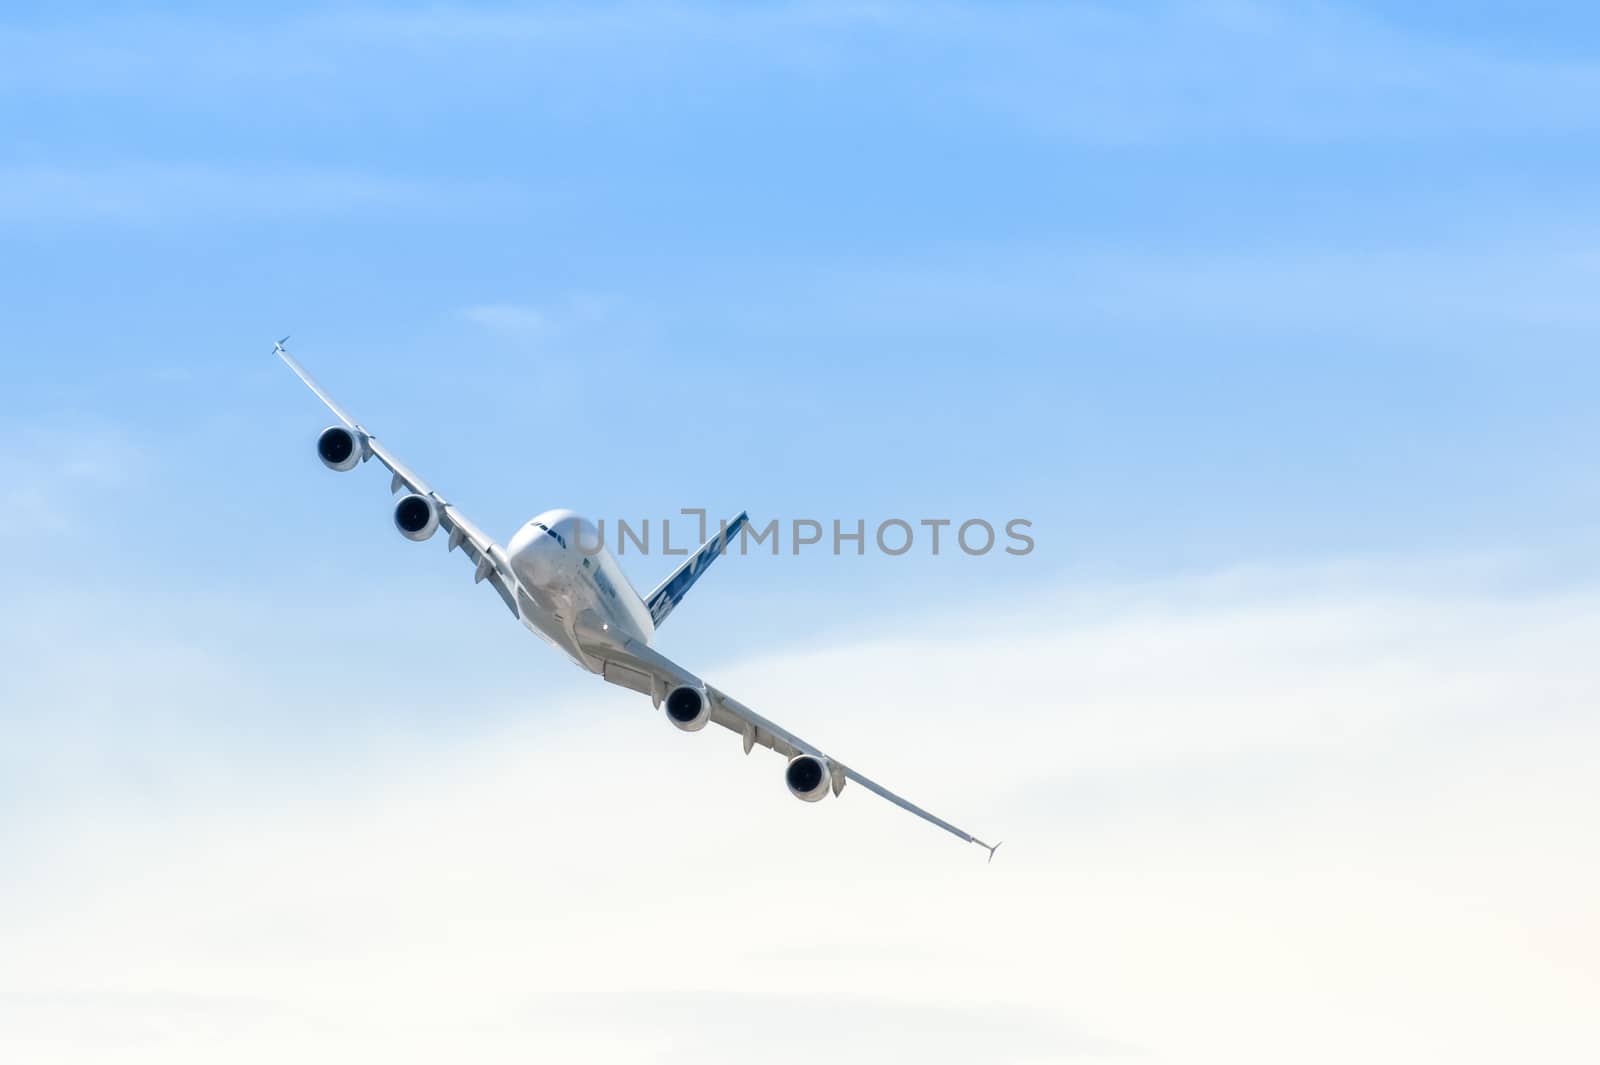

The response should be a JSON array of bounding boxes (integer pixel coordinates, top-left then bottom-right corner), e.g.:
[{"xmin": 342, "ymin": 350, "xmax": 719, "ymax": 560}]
[{"xmin": 645, "ymin": 511, "xmax": 749, "ymax": 627}]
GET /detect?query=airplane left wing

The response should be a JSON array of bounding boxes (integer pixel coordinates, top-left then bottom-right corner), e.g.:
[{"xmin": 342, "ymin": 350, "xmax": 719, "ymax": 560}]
[
  {"xmin": 274, "ymin": 341, "xmax": 522, "ymax": 618},
  {"xmin": 574, "ymin": 619, "xmax": 1000, "ymax": 859}
]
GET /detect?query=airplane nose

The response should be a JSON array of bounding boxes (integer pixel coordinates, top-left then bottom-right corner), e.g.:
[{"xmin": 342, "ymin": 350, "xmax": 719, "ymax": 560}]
[{"xmin": 510, "ymin": 523, "xmax": 564, "ymax": 586}]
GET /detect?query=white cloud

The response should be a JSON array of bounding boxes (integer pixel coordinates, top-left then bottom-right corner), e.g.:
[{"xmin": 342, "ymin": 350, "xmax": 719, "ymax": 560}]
[
  {"xmin": 1, "ymin": 567, "xmax": 1596, "ymax": 1063},
  {"xmin": 730, "ymin": 241, "xmax": 1600, "ymax": 343},
  {"xmin": 458, "ymin": 303, "xmax": 551, "ymax": 335},
  {"xmin": 0, "ymin": 163, "xmax": 518, "ymax": 225},
  {"xmin": 459, "ymin": 293, "xmax": 612, "ymax": 337}
]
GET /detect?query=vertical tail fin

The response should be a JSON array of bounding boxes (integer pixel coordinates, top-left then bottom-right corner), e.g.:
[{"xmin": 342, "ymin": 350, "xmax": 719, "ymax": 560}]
[{"xmin": 645, "ymin": 511, "xmax": 749, "ymax": 627}]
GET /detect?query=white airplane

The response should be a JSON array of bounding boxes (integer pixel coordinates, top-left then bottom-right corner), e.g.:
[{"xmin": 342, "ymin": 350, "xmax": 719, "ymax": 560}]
[{"xmin": 275, "ymin": 342, "xmax": 999, "ymax": 859}]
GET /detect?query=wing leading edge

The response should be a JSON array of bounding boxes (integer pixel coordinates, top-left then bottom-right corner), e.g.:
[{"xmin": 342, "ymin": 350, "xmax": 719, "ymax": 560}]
[
  {"xmin": 575, "ymin": 621, "xmax": 1000, "ymax": 860},
  {"xmin": 274, "ymin": 342, "xmax": 522, "ymax": 617}
]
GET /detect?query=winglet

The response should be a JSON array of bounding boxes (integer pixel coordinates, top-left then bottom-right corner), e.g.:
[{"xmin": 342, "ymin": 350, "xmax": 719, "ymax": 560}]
[{"xmin": 978, "ymin": 839, "xmax": 1002, "ymax": 863}]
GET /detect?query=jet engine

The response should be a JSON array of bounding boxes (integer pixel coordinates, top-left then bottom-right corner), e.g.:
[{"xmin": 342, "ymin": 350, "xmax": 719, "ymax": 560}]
[
  {"xmin": 785, "ymin": 754, "xmax": 831, "ymax": 803},
  {"xmin": 664, "ymin": 684, "xmax": 711, "ymax": 732},
  {"xmin": 316, "ymin": 425, "xmax": 363, "ymax": 472},
  {"xmin": 394, "ymin": 493, "xmax": 440, "ymax": 542}
]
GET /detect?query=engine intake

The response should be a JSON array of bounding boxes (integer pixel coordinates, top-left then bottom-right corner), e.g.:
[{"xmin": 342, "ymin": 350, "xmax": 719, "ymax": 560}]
[
  {"xmin": 317, "ymin": 426, "xmax": 363, "ymax": 472},
  {"xmin": 664, "ymin": 684, "xmax": 710, "ymax": 732},
  {"xmin": 394, "ymin": 493, "xmax": 440, "ymax": 541},
  {"xmin": 786, "ymin": 754, "xmax": 831, "ymax": 802}
]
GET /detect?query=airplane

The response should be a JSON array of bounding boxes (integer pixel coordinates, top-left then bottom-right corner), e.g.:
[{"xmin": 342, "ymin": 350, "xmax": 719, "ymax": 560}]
[{"xmin": 274, "ymin": 342, "xmax": 999, "ymax": 860}]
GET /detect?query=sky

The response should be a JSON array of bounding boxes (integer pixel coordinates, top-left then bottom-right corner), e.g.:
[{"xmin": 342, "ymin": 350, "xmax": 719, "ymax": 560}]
[{"xmin": 1, "ymin": 2, "xmax": 1598, "ymax": 1062}]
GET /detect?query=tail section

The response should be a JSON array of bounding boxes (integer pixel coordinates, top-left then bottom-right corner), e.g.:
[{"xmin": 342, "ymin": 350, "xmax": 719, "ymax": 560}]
[{"xmin": 645, "ymin": 511, "xmax": 749, "ymax": 627}]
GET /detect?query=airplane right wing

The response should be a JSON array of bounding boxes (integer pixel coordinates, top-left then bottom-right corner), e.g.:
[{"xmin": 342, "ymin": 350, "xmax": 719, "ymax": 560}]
[{"xmin": 574, "ymin": 619, "xmax": 1000, "ymax": 859}]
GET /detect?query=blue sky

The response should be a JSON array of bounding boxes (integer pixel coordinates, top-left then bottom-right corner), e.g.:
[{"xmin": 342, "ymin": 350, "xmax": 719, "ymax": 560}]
[
  {"xmin": 5, "ymin": 0, "xmax": 1597, "ymax": 610},
  {"xmin": 2, "ymin": 4, "xmax": 1599, "ymax": 1063}
]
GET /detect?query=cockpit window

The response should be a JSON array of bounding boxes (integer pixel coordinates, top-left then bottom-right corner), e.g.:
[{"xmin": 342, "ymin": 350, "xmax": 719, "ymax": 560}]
[{"xmin": 529, "ymin": 520, "xmax": 566, "ymax": 549}]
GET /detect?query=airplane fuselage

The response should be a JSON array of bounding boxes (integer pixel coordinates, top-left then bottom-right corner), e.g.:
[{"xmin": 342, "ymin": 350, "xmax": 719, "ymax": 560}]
[{"xmin": 507, "ymin": 509, "xmax": 655, "ymax": 669}]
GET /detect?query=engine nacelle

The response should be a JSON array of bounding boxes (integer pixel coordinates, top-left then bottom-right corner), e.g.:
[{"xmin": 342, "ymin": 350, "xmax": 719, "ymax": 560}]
[
  {"xmin": 316, "ymin": 425, "xmax": 363, "ymax": 472},
  {"xmin": 664, "ymin": 684, "xmax": 710, "ymax": 732},
  {"xmin": 394, "ymin": 493, "xmax": 440, "ymax": 542},
  {"xmin": 785, "ymin": 754, "xmax": 831, "ymax": 803}
]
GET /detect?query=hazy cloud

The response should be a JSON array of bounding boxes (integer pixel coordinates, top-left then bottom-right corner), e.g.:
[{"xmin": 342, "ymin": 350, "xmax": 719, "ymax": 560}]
[
  {"xmin": 6, "ymin": 4, "xmax": 1600, "ymax": 143},
  {"xmin": 0, "ymin": 425, "xmax": 142, "ymax": 536},
  {"xmin": 458, "ymin": 292, "xmax": 613, "ymax": 337},
  {"xmin": 2, "ymin": 565, "xmax": 1596, "ymax": 1063},
  {"xmin": 0, "ymin": 163, "xmax": 518, "ymax": 225},
  {"xmin": 459, "ymin": 304, "xmax": 551, "ymax": 335}
]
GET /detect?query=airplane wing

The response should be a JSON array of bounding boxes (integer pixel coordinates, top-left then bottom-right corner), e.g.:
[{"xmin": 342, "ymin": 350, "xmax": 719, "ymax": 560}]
[
  {"xmin": 274, "ymin": 342, "xmax": 522, "ymax": 617},
  {"xmin": 575, "ymin": 619, "xmax": 1000, "ymax": 859}
]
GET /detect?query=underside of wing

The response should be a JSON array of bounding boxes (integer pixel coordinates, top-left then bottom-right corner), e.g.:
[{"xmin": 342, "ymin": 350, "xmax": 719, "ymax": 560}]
[
  {"xmin": 574, "ymin": 623, "xmax": 999, "ymax": 859},
  {"xmin": 276, "ymin": 342, "xmax": 521, "ymax": 618}
]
